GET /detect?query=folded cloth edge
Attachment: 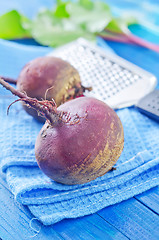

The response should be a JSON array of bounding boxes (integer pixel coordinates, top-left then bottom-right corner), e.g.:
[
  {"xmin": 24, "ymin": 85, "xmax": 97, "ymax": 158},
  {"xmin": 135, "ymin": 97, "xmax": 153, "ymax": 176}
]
[{"xmin": 28, "ymin": 166, "xmax": 159, "ymax": 225}]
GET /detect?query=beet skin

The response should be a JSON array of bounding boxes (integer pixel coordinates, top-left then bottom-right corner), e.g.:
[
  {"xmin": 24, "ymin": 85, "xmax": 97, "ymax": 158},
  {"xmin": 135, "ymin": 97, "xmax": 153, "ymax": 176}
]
[
  {"xmin": 17, "ymin": 56, "xmax": 82, "ymax": 122},
  {"xmin": 35, "ymin": 97, "xmax": 124, "ymax": 185}
]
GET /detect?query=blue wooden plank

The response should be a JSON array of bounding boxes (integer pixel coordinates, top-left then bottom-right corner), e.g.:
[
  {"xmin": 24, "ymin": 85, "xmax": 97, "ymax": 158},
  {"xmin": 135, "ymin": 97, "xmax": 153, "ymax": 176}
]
[
  {"xmin": 0, "ymin": 178, "xmax": 63, "ymax": 240},
  {"xmin": 98, "ymin": 197, "xmax": 159, "ymax": 240},
  {"xmin": 135, "ymin": 186, "xmax": 159, "ymax": 214},
  {"xmin": 54, "ymin": 218, "xmax": 106, "ymax": 240},
  {"xmin": 84, "ymin": 214, "xmax": 129, "ymax": 240},
  {"xmin": 0, "ymin": 222, "xmax": 17, "ymax": 240},
  {"xmin": 53, "ymin": 214, "xmax": 129, "ymax": 240}
]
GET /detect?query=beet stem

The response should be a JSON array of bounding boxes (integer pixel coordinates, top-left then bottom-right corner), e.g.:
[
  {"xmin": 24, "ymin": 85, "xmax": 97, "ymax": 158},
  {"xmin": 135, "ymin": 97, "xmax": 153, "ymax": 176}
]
[
  {"xmin": 126, "ymin": 32, "xmax": 159, "ymax": 52},
  {"xmin": 99, "ymin": 29, "xmax": 159, "ymax": 53},
  {"xmin": 0, "ymin": 78, "xmax": 27, "ymax": 98},
  {"xmin": 0, "ymin": 76, "xmax": 17, "ymax": 84},
  {"xmin": 0, "ymin": 78, "xmax": 60, "ymax": 125}
]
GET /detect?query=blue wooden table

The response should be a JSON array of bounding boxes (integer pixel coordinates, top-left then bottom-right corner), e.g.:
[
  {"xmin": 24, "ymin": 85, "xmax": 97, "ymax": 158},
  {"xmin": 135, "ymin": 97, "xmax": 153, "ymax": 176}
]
[{"xmin": 0, "ymin": 0, "xmax": 159, "ymax": 239}]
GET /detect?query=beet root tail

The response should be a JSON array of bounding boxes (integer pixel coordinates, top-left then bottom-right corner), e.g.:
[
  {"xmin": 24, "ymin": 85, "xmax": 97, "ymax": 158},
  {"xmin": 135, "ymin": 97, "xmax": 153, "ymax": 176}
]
[{"xmin": 0, "ymin": 78, "xmax": 60, "ymax": 125}]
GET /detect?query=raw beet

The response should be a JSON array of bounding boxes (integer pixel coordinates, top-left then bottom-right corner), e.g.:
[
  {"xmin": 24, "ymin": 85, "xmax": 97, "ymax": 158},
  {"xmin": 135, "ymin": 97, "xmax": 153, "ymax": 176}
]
[
  {"xmin": 0, "ymin": 78, "xmax": 124, "ymax": 185},
  {"xmin": 17, "ymin": 56, "xmax": 89, "ymax": 122},
  {"xmin": 35, "ymin": 97, "xmax": 124, "ymax": 184}
]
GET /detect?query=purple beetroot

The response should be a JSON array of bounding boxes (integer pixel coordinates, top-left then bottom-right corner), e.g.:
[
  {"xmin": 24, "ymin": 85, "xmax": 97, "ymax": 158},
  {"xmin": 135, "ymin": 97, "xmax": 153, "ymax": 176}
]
[
  {"xmin": 16, "ymin": 56, "xmax": 91, "ymax": 122},
  {"xmin": 0, "ymin": 78, "xmax": 124, "ymax": 185}
]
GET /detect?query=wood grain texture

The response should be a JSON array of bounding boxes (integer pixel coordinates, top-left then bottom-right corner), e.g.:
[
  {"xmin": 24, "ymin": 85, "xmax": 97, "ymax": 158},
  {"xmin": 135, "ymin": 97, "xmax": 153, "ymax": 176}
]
[
  {"xmin": 0, "ymin": 178, "xmax": 63, "ymax": 240},
  {"xmin": 135, "ymin": 186, "xmax": 159, "ymax": 214},
  {"xmin": 53, "ymin": 215, "xmax": 129, "ymax": 240},
  {"xmin": 98, "ymin": 196, "xmax": 159, "ymax": 240}
]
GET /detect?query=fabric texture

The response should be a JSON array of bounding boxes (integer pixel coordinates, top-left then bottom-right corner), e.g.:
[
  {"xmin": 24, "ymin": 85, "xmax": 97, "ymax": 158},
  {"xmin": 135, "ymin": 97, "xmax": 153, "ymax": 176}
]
[{"xmin": 0, "ymin": 38, "xmax": 159, "ymax": 225}]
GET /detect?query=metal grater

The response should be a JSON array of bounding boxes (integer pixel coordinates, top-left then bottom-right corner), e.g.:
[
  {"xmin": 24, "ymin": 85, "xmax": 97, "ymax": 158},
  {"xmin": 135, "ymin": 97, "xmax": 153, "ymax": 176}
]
[
  {"xmin": 136, "ymin": 90, "xmax": 159, "ymax": 122},
  {"xmin": 48, "ymin": 38, "xmax": 157, "ymax": 109}
]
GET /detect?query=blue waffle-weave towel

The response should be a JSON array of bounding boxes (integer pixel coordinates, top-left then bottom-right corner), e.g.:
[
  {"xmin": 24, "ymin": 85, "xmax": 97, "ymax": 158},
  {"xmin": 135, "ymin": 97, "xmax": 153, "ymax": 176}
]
[{"xmin": 0, "ymin": 39, "xmax": 159, "ymax": 225}]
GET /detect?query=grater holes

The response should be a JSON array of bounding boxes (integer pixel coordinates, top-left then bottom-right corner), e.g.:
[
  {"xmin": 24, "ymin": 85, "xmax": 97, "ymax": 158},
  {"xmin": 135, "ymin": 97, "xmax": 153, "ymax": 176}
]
[
  {"xmin": 147, "ymin": 101, "xmax": 158, "ymax": 110},
  {"xmin": 53, "ymin": 42, "xmax": 147, "ymax": 102}
]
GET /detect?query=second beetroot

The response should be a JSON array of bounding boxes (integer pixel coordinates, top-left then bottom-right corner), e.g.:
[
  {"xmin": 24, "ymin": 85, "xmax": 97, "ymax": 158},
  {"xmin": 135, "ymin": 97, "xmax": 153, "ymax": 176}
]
[{"xmin": 17, "ymin": 56, "xmax": 89, "ymax": 122}]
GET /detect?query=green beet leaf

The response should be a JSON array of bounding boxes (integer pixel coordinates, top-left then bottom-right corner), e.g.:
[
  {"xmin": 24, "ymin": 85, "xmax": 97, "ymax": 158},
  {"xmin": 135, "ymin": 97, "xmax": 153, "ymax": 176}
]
[
  {"xmin": 31, "ymin": 0, "xmax": 111, "ymax": 46},
  {"xmin": 31, "ymin": 9, "xmax": 95, "ymax": 47},
  {"xmin": 0, "ymin": 10, "xmax": 31, "ymax": 39},
  {"xmin": 54, "ymin": 0, "xmax": 70, "ymax": 18},
  {"xmin": 78, "ymin": 0, "xmax": 94, "ymax": 10},
  {"xmin": 66, "ymin": 0, "xmax": 111, "ymax": 33},
  {"xmin": 105, "ymin": 16, "xmax": 138, "ymax": 34},
  {"xmin": 0, "ymin": 0, "xmax": 138, "ymax": 47}
]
